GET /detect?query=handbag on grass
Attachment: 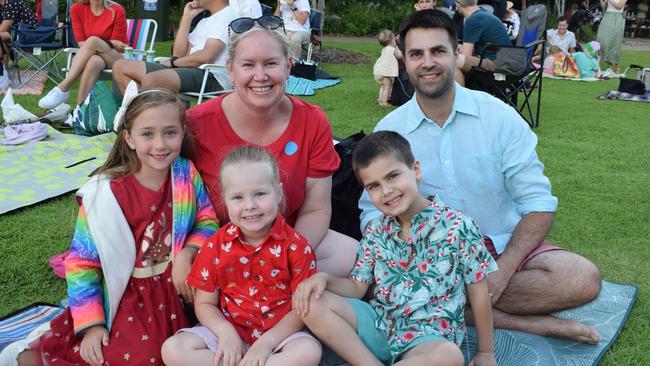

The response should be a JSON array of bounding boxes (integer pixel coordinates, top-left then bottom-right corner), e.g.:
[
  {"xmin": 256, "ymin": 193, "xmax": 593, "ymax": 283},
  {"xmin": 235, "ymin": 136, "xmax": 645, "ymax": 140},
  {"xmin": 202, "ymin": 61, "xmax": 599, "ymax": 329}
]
[{"xmin": 618, "ymin": 65, "xmax": 647, "ymax": 95}]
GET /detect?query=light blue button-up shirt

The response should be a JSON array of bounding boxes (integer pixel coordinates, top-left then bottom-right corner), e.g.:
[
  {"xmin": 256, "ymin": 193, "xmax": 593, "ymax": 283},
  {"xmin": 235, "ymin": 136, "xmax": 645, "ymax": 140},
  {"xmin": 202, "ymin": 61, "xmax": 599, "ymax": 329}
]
[{"xmin": 359, "ymin": 84, "xmax": 558, "ymax": 254}]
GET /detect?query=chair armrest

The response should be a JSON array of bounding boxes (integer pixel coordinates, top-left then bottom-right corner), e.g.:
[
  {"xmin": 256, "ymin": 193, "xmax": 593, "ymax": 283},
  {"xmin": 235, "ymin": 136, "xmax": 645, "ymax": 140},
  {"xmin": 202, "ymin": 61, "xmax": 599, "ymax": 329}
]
[
  {"xmin": 154, "ymin": 56, "xmax": 170, "ymax": 62},
  {"xmin": 64, "ymin": 47, "xmax": 80, "ymax": 54},
  {"xmin": 198, "ymin": 64, "xmax": 226, "ymax": 71}
]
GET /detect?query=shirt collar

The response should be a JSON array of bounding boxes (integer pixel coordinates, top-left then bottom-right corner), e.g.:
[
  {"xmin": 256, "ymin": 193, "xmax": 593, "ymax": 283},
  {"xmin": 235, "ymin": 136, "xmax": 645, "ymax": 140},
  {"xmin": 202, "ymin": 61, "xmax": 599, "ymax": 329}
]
[
  {"xmin": 380, "ymin": 195, "xmax": 441, "ymax": 237},
  {"xmin": 223, "ymin": 214, "xmax": 289, "ymax": 246},
  {"xmin": 405, "ymin": 83, "xmax": 479, "ymax": 133}
]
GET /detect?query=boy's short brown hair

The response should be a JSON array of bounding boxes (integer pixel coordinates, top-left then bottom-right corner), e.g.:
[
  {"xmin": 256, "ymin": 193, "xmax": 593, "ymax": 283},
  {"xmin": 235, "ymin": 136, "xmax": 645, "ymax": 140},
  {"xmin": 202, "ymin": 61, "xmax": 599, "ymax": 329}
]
[{"xmin": 352, "ymin": 131, "xmax": 415, "ymax": 183}]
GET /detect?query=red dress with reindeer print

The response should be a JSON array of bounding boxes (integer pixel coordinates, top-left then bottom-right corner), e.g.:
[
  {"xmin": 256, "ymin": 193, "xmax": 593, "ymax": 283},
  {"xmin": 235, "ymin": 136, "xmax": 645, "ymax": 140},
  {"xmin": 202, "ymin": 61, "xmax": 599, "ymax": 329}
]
[
  {"xmin": 36, "ymin": 175, "xmax": 188, "ymax": 366},
  {"xmin": 187, "ymin": 214, "xmax": 316, "ymax": 345}
]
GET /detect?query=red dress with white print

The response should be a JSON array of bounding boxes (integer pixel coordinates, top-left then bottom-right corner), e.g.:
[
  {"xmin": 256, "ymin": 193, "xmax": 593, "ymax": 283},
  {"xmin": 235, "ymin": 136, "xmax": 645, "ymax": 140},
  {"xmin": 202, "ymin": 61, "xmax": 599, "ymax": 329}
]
[
  {"xmin": 187, "ymin": 215, "xmax": 316, "ymax": 345},
  {"xmin": 35, "ymin": 175, "xmax": 189, "ymax": 366}
]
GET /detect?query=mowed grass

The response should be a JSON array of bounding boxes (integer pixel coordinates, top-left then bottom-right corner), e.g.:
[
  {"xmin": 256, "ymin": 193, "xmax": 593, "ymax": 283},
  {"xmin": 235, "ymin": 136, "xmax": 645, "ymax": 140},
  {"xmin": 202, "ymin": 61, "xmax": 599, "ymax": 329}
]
[{"xmin": 1, "ymin": 39, "xmax": 649, "ymax": 364}]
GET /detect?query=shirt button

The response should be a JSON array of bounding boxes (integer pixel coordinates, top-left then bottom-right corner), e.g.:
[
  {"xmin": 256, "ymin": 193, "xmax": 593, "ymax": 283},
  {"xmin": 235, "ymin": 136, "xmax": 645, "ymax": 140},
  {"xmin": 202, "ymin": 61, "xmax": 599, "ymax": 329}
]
[
  {"xmin": 448, "ymin": 188, "xmax": 455, "ymax": 193},
  {"xmin": 444, "ymin": 160, "xmax": 450, "ymax": 165},
  {"xmin": 255, "ymin": 275, "xmax": 263, "ymax": 281},
  {"xmin": 253, "ymin": 252, "xmax": 259, "ymax": 257}
]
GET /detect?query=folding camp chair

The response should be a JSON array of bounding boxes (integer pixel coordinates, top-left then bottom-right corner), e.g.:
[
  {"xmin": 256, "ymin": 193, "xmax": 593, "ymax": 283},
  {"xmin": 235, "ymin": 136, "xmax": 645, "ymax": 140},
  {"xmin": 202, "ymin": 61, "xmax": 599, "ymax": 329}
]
[
  {"xmin": 63, "ymin": 18, "xmax": 158, "ymax": 80},
  {"xmin": 465, "ymin": 4, "xmax": 548, "ymax": 128},
  {"xmin": 9, "ymin": 0, "xmax": 71, "ymax": 88},
  {"xmin": 305, "ymin": 9, "xmax": 323, "ymax": 69}
]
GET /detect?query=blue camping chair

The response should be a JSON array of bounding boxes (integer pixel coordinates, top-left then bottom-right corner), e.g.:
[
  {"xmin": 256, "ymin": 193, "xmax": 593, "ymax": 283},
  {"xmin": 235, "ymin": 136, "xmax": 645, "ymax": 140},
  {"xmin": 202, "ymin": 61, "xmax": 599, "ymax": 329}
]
[{"xmin": 9, "ymin": 0, "xmax": 71, "ymax": 88}]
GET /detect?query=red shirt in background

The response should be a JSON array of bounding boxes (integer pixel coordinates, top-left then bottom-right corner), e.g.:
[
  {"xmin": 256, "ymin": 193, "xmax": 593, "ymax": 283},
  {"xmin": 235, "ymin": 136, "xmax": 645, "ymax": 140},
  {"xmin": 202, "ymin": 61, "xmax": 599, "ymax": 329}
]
[
  {"xmin": 186, "ymin": 95, "xmax": 340, "ymax": 226},
  {"xmin": 187, "ymin": 216, "xmax": 317, "ymax": 345},
  {"xmin": 70, "ymin": 1, "xmax": 128, "ymax": 44}
]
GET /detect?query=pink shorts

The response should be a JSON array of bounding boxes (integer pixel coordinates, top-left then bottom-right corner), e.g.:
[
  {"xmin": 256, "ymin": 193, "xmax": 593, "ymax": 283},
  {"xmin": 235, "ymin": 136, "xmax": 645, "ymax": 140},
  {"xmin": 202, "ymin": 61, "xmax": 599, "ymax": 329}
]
[
  {"xmin": 178, "ymin": 326, "xmax": 319, "ymax": 354},
  {"xmin": 484, "ymin": 237, "xmax": 565, "ymax": 272}
]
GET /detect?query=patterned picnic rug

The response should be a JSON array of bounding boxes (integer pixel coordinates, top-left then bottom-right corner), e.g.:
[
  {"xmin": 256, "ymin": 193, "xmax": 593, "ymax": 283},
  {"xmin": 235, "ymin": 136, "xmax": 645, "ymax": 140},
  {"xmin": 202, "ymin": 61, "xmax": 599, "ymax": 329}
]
[
  {"xmin": 320, "ymin": 280, "xmax": 638, "ymax": 366},
  {"xmin": 0, "ymin": 303, "xmax": 63, "ymax": 353},
  {"xmin": 597, "ymin": 90, "xmax": 650, "ymax": 102},
  {"xmin": 1, "ymin": 70, "xmax": 48, "ymax": 96},
  {"xmin": 0, "ymin": 126, "xmax": 114, "ymax": 214},
  {"xmin": 285, "ymin": 75, "xmax": 341, "ymax": 96}
]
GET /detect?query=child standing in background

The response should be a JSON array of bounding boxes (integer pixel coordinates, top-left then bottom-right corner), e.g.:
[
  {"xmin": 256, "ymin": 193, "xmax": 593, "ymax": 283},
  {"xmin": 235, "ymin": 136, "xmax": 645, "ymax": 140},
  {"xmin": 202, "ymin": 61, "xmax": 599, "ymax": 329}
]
[
  {"xmin": 162, "ymin": 146, "xmax": 322, "ymax": 366},
  {"xmin": 373, "ymin": 30, "xmax": 402, "ymax": 106},
  {"xmin": 9, "ymin": 86, "xmax": 218, "ymax": 366},
  {"xmin": 295, "ymin": 131, "xmax": 498, "ymax": 366}
]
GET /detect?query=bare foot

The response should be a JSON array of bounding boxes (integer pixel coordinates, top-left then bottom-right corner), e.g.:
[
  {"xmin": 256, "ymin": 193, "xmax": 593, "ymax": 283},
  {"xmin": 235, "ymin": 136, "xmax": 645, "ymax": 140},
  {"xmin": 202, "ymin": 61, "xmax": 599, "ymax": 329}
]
[{"xmin": 560, "ymin": 320, "xmax": 600, "ymax": 344}]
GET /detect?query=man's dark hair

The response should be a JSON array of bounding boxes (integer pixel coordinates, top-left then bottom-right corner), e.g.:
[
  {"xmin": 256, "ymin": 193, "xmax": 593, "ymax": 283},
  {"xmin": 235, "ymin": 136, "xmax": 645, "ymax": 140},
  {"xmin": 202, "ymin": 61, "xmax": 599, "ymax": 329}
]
[
  {"xmin": 352, "ymin": 131, "xmax": 415, "ymax": 182},
  {"xmin": 558, "ymin": 16, "xmax": 568, "ymax": 23},
  {"xmin": 398, "ymin": 9, "xmax": 458, "ymax": 54}
]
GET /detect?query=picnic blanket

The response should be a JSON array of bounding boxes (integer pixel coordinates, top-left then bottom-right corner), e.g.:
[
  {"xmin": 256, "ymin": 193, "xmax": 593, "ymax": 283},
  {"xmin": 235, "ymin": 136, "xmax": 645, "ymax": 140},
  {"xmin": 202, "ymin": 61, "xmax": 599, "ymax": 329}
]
[
  {"xmin": 320, "ymin": 280, "xmax": 638, "ymax": 366},
  {"xmin": 0, "ymin": 303, "xmax": 63, "ymax": 353},
  {"xmin": 543, "ymin": 74, "xmax": 606, "ymax": 82},
  {"xmin": 0, "ymin": 126, "xmax": 115, "ymax": 214},
  {"xmin": 1, "ymin": 70, "xmax": 48, "ymax": 96},
  {"xmin": 285, "ymin": 75, "xmax": 341, "ymax": 96},
  {"xmin": 597, "ymin": 90, "xmax": 650, "ymax": 102}
]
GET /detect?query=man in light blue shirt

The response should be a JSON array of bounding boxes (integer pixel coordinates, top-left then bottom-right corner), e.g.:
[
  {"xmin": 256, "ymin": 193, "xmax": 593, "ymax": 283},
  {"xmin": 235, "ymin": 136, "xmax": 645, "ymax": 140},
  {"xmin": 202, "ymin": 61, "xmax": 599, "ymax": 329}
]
[{"xmin": 360, "ymin": 8, "xmax": 601, "ymax": 344}]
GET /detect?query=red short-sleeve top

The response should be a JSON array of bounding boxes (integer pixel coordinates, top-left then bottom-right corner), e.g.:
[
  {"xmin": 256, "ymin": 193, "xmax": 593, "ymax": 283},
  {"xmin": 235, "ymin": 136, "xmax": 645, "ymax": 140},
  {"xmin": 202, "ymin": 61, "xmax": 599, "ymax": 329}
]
[{"xmin": 186, "ymin": 95, "xmax": 340, "ymax": 226}]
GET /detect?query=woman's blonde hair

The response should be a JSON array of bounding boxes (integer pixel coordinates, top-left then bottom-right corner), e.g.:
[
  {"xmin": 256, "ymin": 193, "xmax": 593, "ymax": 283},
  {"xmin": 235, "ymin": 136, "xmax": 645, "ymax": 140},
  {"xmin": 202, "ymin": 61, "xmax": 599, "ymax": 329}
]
[
  {"xmin": 99, "ymin": 89, "xmax": 193, "ymax": 178},
  {"xmin": 378, "ymin": 29, "xmax": 394, "ymax": 47},
  {"xmin": 228, "ymin": 24, "xmax": 291, "ymax": 62},
  {"xmin": 219, "ymin": 146, "xmax": 285, "ymax": 212}
]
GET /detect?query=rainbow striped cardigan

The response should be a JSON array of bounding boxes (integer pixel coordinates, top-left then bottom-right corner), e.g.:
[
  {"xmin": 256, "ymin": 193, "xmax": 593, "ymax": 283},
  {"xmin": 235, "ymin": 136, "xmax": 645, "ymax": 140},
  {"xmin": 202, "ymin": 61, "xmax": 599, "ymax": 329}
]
[{"xmin": 65, "ymin": 157, "xmax": 219, "ymax": 334}]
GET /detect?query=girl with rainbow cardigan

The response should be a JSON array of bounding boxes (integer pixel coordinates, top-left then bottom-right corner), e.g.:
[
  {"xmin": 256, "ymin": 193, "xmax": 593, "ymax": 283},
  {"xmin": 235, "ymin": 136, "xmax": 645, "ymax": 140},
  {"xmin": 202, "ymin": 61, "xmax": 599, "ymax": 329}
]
[{"xmin": 12, "ymin": 86, "xmax": 219, "ymax": 366}]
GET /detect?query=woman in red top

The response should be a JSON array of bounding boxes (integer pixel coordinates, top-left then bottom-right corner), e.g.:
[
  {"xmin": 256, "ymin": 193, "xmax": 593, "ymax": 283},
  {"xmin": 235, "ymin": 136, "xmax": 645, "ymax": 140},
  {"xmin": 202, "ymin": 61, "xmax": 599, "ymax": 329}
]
[
  {"xmin": 186, "ymin": 18, "xmax": 358, "ymax": 277},
  {"xmin": 38, "ymin": 0, "xmax": 128, "ymax": 109}
]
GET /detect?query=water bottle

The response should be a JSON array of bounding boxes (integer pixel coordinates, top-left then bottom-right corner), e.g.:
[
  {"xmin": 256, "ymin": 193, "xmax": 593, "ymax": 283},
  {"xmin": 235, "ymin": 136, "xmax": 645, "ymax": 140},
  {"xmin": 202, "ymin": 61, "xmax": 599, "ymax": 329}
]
[
  {"xmin": 146, "ymin": 50, "xmax": 156, "ymax": 63},
  {"xmin": 124, "ymin": 47, "xmax": 133, "ymax": 60}
]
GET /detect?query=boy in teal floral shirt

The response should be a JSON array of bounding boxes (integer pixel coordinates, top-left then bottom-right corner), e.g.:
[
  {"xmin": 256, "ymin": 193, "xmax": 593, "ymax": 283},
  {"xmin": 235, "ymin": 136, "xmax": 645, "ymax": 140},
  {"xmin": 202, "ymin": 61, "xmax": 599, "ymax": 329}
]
[{"xmin": 295, "ymin": 131, "xmax": 498, "ymax": 366}]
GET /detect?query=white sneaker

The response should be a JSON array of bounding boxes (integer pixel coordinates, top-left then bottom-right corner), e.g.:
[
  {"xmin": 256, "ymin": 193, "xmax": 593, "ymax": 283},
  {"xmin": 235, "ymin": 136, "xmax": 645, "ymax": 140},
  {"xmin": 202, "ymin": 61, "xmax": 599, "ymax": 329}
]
[
  {"xmin": 38, "ymin": 86, "xmax": 70, "ymax": 109},
  {"xmin": 601, "ymin": 68, "xmax": 615, "ymax": 79},
  {"xmin": 0, "ymin": 64, "xmax": 9, "ymax": 90},
  {"xmin": 43, "ymin": 103, "xmax": 71, "ymax": 123}
]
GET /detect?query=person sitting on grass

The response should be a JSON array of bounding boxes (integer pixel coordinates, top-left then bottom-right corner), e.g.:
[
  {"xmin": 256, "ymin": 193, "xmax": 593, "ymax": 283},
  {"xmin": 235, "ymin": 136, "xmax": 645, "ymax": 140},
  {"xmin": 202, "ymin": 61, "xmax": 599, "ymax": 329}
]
[
  {"xmin": 362, "ymin": 8, "xmax": 602, "ymax": 344},
  {"xmin": 162, "ymin": 146, "xmax": 322, "ymax": 366},
  {"xmin": 112, "ymin": 0, "xmax": 236, "ymax": 95},
  {"xmin": 295, "ymin": 131, "xmax": 499, "ymax": 366},
  {"xmin": 38, "ymin": 0, "xmax": 128, "ymax": 109},
  {"xmin": 572, "ymin": 40, "xmax": 602, "ymax": 79}
]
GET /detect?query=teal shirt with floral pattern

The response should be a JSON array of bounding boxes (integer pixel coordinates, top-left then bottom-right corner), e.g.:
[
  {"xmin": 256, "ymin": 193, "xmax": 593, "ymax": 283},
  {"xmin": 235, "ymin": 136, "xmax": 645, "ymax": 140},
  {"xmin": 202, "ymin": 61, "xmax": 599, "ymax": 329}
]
[{"xmin": 350, "ymin": 195, "xmax": 498, "ymax": 357}]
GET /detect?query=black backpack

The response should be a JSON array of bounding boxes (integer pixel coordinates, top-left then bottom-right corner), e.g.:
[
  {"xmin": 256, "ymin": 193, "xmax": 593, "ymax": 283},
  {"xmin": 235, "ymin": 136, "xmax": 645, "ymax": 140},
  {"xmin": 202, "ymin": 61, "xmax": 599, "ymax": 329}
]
[
  {"xmin": 329, "ymin": 131, "xmax": 366, "ymax": 240},
  {"xmin": 390, "ymin": 69, "xmax": 414, "ymax": 107}
]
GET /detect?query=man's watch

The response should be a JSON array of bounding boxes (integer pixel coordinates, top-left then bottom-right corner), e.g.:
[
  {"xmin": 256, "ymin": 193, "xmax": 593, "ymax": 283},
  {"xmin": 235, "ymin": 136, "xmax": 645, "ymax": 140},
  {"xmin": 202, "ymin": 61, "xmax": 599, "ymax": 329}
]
[{"xmin": 170, "ymin": 56, "xmax": 179, "ymax": 68}]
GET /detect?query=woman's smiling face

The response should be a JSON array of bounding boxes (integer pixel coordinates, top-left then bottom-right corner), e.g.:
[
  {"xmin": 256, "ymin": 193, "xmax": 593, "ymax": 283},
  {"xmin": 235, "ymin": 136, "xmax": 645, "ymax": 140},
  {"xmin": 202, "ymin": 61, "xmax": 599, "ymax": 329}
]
[{"xmin": 227, "ymin": 30, "xmax": 292, "ymax": 110}]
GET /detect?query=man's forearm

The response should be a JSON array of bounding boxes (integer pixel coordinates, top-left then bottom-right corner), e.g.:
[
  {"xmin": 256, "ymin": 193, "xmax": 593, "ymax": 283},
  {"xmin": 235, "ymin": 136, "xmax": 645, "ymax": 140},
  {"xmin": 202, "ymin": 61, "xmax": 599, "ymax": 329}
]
[
  {"xmin": 499, "ymin": 212, "xmax": 554, "ymax": 270},
  {"xmin": 173, "ymin": 15, "xmax": 194, "ymax": 57}
]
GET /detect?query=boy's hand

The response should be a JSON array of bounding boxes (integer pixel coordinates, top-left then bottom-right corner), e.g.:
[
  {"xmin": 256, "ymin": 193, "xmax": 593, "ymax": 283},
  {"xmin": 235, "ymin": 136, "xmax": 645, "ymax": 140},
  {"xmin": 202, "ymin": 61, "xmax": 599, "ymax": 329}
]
[
  {"xmin": 469, "ymin": 351, "xmax": 497, "ymax": 366},
  {"xmin": 293, "ymin": 272, "xmax": 328, "ymax": 316},
  {"xmin": 239, "ymin": 340, "xmax": 273, "ymax": 366},
  {"xmin": 213, "ymin": 328, "xmax": 244, "ymax": 366},
  {"xmin": 172, "ymin": 247, "xmax": 197, "ymax": 303},
  {"xmin": 80, "ymin": 325, "xmax": 109, "ymax": 366}
]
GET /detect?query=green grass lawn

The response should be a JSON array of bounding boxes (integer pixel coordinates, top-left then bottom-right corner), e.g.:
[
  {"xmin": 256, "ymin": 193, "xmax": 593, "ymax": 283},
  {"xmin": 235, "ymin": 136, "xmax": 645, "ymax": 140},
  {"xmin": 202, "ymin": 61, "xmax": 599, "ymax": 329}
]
[{"xmin": 1, "ymin": 39, "xmax": 649, "ymax": 364}]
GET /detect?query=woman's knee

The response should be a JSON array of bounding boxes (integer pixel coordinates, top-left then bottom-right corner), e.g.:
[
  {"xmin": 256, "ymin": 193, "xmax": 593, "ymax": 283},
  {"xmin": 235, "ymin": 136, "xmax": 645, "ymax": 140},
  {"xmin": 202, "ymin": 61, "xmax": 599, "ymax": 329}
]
[
  {"xmin": 86, "ymin": 55, "xmax": 106, "ymax": 72},
  {"xmin": 281, "ymin": 337, "xmax": 322, "ymax": 365},
  {"xmin": 82, "ymin": 36, "xmax": 107, "ymax": 50}
]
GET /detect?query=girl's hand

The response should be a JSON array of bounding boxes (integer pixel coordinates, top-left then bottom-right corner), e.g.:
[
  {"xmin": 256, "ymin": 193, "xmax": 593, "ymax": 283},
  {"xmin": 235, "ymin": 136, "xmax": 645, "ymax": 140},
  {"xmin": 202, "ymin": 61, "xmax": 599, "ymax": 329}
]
[
  {"xmin": 239, "ymin": 341, "xmax": 273, "ymax": 366},
  {"xmin": 80, "ymin": 325, "xmax": 109, "ymax": 366},
  {"xmin": 172, "ymin": 247, "xmax": 198, "ymax": 303},
  {"xmin": 468, "ymin": 351, "xmax": 497, "ymax": 366},
  {"xmin": 292, "ymin": 272, "xmax": 327, "ymax": 316},
  {"xmin": 213, "ymin": 329, "xmax": 244, "ymax": 366}
]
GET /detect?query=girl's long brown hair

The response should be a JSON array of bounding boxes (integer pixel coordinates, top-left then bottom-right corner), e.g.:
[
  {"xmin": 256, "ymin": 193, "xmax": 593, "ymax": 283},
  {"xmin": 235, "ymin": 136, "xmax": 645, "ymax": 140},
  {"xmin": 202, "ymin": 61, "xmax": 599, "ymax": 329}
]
[{"xmin": 98, "ymin": 89, "xmax": 194, "ymax": 178}]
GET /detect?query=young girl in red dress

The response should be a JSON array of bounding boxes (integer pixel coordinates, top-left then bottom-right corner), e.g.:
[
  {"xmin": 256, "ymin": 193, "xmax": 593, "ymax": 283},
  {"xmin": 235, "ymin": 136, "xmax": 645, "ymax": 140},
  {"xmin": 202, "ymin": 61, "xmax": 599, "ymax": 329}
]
[
  {"xmin": 13, "ymin": 86, "xmax": 218, "ymax": 366},
  {"xmin": 161, "ymin": 146, "xmax": 322, "ymax": 366}
]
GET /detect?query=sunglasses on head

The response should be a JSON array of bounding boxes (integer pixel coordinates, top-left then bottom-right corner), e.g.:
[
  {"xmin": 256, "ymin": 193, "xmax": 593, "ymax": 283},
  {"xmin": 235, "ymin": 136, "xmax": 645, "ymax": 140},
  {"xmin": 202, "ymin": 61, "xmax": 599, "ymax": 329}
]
[{"xmin": 228, "ymin": 16, "xmax": 285, "ymax": 37}]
